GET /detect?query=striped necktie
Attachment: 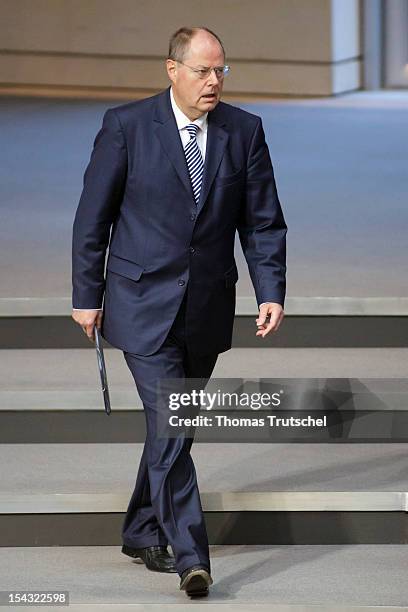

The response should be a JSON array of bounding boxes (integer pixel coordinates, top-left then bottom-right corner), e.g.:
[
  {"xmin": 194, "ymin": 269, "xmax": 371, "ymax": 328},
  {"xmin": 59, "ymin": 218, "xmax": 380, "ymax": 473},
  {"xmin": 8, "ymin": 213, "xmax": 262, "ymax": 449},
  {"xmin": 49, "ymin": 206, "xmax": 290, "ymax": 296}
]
[{"xmin": 184, "ymin": 123, "xmax": 204, "ymax": 205}]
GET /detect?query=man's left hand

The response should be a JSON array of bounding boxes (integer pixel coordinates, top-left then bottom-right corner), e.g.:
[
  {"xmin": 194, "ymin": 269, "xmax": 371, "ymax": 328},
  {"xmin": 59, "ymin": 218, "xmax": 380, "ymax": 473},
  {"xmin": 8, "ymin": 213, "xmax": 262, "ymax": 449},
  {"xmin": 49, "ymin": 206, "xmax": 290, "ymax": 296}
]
[{"xmin": 256, "ymin": 302, "xmax": 284, "ymax": 338}]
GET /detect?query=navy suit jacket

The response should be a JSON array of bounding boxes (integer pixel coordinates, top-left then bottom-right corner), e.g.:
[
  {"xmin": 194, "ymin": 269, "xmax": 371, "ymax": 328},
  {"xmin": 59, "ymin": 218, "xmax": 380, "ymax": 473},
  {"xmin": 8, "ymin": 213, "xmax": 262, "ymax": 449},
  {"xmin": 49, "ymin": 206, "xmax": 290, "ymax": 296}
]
[{"xmin": 72, "ymin": 86, "xmax": 287, "ymax": 356}]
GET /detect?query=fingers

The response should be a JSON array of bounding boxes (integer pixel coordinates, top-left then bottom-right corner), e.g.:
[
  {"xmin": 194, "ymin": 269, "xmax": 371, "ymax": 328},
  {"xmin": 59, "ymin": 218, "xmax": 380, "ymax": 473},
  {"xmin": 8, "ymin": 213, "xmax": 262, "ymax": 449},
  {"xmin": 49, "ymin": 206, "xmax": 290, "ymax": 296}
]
[
  {"xmin": 86, "ymin": 311, "xmax": 104, "ymax": 341},
  {"xmin": 96, "ymin": 310, "xmax": 103, "ymax": 329},
  {"xmin": 80, "ymin": 321, "xmax": 95, "ymax": 341},
  {"xmin": 256, "ymin": 314, "xmax": 277, "ymax": 337},
  {"xmin": 256, "ymin": 305, "xmax": 270, "ymax": 327},
  {"xmin": 86, "ymin": 322, "xmax": 95, "ymax": 341},
  {"xmin": 256, "ymin": 307, "xmax": 284, "ymax": 338},
  {"xmin": 72, "ymin": 310, "xmax": 101, "ymax": 342}
]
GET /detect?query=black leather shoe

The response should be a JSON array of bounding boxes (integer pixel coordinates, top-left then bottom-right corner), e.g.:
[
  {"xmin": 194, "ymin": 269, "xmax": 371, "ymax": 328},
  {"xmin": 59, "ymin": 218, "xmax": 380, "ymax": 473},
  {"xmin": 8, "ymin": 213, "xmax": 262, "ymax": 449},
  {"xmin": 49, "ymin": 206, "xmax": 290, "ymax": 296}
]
[
  {"xmin": 179, "ymin": 565, "xmax": 213, "ymax": 597},
  {"xmin": 122, "ymin": 544, "xmax": 177, "ymax": 573}
]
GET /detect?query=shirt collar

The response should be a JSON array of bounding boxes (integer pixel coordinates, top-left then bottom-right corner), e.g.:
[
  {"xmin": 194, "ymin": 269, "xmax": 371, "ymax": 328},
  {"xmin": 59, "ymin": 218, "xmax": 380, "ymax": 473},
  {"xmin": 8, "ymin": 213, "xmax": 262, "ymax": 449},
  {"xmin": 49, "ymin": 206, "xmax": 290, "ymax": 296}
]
[{"xmin": 170, "ymin": 86, "xmax": 208, "ymax": 134}]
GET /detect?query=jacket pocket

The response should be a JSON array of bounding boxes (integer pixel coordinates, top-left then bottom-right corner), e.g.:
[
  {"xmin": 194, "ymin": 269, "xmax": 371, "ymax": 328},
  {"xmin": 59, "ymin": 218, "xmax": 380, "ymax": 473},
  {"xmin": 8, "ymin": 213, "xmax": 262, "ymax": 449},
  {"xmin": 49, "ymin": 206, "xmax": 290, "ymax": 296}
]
[
  {"xmin": 213, "ymin": 167, "xmax": 245, "ymax": 187},
  {"xmin": 224, "ymin": 262, "xmax": 239, "ymax": 287},
  {"xmin": 106, "ymin": 253, "xmax": 144, "ymax": 281}
]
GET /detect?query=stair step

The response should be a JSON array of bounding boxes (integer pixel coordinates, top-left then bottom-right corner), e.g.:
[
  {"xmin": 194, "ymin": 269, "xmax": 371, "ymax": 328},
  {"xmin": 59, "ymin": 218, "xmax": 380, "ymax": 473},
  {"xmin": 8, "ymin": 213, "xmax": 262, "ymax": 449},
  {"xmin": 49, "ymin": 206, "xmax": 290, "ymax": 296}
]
[{"xmin": 1, "ymin": 443, "xmax": 407, "ymax": 495}]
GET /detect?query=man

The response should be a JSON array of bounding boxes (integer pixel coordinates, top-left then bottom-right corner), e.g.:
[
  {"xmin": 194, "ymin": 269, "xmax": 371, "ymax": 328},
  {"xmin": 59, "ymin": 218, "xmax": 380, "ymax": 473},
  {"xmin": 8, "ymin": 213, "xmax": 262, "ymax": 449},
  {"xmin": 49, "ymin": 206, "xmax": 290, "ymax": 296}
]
[{"xmin": 72, "ymin": 26, "xmax": 287, "ymax": 598}]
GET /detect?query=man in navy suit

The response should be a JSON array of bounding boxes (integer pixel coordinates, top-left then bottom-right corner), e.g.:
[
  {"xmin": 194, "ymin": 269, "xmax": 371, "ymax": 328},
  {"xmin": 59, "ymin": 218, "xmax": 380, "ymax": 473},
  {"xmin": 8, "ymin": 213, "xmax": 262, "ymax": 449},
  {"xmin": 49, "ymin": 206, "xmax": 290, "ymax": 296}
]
[{"xmin": 72, "ymin": 26, "xmax": 287, "ymax": 597}]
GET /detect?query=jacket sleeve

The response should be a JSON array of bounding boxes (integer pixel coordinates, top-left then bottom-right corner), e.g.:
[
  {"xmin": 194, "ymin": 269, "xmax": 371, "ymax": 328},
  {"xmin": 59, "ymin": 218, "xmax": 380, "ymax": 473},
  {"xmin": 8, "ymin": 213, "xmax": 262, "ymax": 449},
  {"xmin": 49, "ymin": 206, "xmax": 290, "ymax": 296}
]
[
  {"xmin": 238, "ymin": 117, "xmax": 287, "ymax": 307},
  {"xmin": 72, "ymin": 108, "xmax": 127, "ymax": 309}
]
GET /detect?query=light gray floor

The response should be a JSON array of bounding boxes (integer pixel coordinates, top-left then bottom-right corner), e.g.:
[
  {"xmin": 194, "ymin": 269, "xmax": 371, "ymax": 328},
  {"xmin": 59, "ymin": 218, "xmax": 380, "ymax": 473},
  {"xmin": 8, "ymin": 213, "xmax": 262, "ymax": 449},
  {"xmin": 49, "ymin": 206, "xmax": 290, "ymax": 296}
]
[
  {"xmin": 0, "ymin": 545, "xmax": 407, "ymax": 607},
  {"xmin": 1, "ymin": 443, "xmax": 407, "ymax": 494},
  {"xmin": 0, "ymin": 92, "xmax": 407, "ymax": 300}
]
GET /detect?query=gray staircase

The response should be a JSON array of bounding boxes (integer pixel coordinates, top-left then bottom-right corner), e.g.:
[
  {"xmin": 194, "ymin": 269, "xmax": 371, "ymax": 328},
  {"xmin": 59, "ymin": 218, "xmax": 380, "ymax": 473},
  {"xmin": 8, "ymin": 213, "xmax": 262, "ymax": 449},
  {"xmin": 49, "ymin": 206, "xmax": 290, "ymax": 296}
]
[
  {"xmin": 1, "ymin": 91, "xmax": 408, "ymax": 608},
  {"xmin": 1, "ymin": 347, "xmax": 407, "ymax": 548}
]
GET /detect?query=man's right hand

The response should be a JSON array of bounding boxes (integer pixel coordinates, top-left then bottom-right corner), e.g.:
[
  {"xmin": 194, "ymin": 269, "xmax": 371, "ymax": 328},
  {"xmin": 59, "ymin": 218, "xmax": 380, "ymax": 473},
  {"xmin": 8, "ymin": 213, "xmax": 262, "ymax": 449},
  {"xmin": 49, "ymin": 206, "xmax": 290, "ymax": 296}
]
[{"xmin": 72, "ymin": 309, "xmax": 103, "ymax": 342}]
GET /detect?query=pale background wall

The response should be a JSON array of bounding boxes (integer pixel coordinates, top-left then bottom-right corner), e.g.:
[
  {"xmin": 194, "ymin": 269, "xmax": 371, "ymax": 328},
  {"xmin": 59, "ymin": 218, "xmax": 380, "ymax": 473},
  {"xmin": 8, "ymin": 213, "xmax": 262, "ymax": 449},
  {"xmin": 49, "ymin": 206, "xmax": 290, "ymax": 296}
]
[{"xmin": 0, "ymin": 0, "xmax": 361, "ymax": 97}]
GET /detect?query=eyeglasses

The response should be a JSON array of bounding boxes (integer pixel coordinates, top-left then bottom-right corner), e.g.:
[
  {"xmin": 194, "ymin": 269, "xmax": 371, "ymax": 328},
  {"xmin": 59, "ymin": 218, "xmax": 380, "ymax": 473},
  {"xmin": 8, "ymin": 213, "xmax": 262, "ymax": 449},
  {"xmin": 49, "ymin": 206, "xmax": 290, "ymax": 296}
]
[{"xmin": 174, "ymin": 60, "xmax": 230, "ymax": 80}]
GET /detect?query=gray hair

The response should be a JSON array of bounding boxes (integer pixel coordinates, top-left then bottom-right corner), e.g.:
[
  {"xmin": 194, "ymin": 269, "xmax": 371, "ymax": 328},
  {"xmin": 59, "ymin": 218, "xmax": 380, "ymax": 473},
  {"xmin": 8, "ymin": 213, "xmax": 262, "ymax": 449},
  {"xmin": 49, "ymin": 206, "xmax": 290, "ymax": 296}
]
[{"xmin": 168, "ymin": 27, "xmax": 225, "ymax": 62}]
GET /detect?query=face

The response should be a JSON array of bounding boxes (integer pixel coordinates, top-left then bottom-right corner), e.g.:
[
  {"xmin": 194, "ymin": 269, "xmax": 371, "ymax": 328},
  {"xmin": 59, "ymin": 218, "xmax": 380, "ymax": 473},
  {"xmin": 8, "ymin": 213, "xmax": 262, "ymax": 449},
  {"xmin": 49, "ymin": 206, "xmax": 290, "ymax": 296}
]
[{"xmin": 166, "ymin": 31, "xmax": 225, "ymax": 120}]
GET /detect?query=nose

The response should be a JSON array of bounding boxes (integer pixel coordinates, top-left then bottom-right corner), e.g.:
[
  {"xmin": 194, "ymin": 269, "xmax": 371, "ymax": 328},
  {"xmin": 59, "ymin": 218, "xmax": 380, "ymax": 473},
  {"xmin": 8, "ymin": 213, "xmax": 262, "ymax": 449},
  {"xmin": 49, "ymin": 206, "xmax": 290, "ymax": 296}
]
[{"xmin": 207, "ymin": 68, "xmax": 219, "ymax": 85}]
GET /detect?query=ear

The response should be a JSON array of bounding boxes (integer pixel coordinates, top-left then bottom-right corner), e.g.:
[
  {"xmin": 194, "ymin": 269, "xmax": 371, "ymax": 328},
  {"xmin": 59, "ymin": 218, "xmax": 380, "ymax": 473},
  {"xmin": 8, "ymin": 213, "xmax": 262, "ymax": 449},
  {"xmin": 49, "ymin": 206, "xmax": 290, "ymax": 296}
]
[{"xmin": 166, "ymin": 59, "xmax": 177, "ymax": 84}]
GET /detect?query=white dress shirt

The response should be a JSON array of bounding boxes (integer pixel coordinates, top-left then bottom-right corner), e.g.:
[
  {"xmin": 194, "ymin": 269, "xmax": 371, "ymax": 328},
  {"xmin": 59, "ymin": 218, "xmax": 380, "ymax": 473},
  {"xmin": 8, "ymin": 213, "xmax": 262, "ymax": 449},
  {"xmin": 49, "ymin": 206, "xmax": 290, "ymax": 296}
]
[
  {"xmin": 74, "ymin": 89, "xmax": 272, "ymax": 311},
  {"xmin": 169, "ymin": 86, "xmax": 208, "ymax": 160}
]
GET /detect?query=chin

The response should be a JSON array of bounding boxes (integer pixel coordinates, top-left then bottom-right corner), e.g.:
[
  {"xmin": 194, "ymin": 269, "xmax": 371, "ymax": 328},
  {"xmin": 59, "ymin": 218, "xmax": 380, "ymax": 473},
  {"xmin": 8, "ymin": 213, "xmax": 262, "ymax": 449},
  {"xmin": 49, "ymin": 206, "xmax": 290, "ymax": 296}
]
[{"xmin": 202, "ymin": 98, "xmax": 219, "ymax": 109}]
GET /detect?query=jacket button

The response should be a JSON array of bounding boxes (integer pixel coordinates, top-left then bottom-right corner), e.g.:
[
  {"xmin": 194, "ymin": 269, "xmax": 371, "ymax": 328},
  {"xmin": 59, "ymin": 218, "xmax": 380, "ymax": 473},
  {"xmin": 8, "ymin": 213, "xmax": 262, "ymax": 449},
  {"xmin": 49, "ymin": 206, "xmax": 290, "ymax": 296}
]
[
  {"xmin": 178, "ymin": 279, "xmax": 185, "ymax": 286},
  {"xmin": 190, "ymin": 246, "xmax": 195, "ymax": 253},
  {"xmin": 190, "ymin": 213, "xmax": 196, "ymax": 221}
]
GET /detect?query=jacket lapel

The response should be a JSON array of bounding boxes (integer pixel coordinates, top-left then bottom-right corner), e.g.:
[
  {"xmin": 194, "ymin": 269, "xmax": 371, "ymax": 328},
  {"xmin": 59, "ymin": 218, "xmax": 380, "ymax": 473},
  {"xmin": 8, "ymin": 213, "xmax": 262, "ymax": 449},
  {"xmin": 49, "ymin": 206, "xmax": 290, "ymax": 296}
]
[
  {"xmin": 153, "ymin": 88, "xmax": 194, "ymax": 200},
  {"xmin": 196, "ymin": 111, "xmax": 228, "ymax": 215},
  {"xmin": 153, "ymin": 87, "xmax": 229, "ymax": 213}
]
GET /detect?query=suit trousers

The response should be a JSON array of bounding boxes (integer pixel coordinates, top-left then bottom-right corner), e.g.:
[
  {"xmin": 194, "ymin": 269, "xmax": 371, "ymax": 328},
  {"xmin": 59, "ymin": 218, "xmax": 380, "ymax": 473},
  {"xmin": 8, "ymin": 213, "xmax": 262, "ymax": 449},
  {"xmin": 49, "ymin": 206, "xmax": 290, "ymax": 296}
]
[{"xmin": 121, "ymin": 289, "xmax": 218, "ymax": 576}]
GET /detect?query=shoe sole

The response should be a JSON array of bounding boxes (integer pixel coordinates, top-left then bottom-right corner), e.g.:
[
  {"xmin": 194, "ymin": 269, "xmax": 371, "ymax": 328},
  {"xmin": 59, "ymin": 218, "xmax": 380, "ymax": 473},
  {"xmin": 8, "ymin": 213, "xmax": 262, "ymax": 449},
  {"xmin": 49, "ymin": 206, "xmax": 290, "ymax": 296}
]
[
  {"xmin": 122, "ymin": 545, "xmax": 177, "ymax": 572},
  {"xmin": 180, "ymin": 569, "xmax": 213, "ymax": 596},
  {"xmin": 122, "ymin": 546, "xmax": 143, "ymax": 562}
]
